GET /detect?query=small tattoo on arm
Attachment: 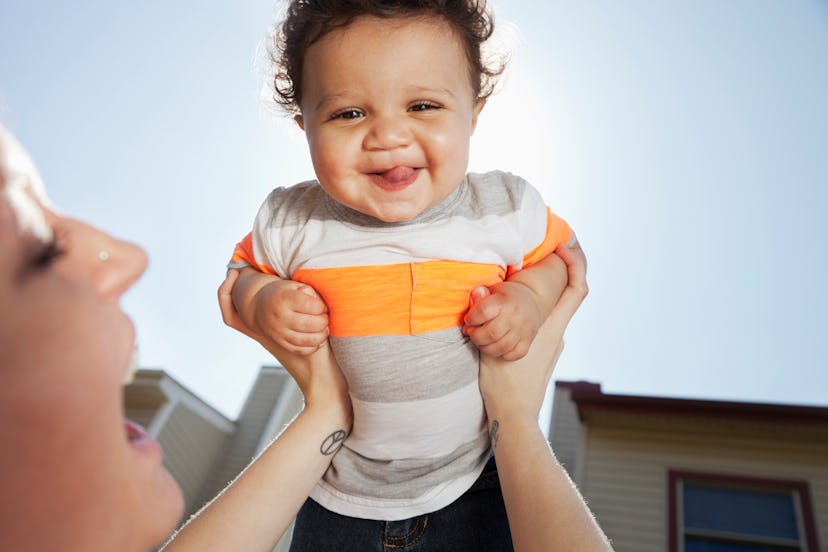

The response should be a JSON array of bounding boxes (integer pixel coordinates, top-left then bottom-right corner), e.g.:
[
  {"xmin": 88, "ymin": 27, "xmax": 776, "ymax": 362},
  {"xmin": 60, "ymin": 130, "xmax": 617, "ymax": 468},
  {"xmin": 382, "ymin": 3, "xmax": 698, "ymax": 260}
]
[
  {"xmin": 320, "ymin": 429, "xmax": 348, "ymax": 455},
  {"xmin": 490, "ymin": 420, "xmax": 500, "ymax": 449}
]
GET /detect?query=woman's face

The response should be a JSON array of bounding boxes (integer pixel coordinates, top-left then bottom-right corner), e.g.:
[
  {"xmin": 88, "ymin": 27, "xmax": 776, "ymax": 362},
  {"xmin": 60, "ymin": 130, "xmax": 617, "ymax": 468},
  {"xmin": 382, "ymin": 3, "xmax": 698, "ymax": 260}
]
[{"xmin": 0, "ymin": 126, "xmax": 183, "ymax": 550}]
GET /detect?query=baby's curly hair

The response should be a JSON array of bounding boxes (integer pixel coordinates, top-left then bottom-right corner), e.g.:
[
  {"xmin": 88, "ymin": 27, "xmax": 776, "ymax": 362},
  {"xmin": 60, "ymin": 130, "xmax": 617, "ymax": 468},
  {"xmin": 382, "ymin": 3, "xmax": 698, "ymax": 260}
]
[{"xmin": 271, "ymin": 0, "xmax": 506, "ymax": 115}]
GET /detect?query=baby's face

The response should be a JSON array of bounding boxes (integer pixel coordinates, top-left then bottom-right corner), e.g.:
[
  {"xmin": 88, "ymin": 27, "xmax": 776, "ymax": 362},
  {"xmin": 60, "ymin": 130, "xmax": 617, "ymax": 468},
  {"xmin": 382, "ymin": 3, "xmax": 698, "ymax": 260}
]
[{"xmin": 296, "ymin": 14, "xmax": 485, "ymax": 223}]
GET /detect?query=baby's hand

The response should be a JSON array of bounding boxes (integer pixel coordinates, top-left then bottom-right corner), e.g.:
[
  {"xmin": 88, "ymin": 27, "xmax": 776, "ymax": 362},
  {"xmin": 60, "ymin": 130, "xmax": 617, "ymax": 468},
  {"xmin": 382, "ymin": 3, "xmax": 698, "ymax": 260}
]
[
  {"xmin": 463, "ymin": 282, "xmax": 543, "ymax": 361},
  {"xmin": 253, "ymin": 279, "xmax": 329, "ymax": 355}
]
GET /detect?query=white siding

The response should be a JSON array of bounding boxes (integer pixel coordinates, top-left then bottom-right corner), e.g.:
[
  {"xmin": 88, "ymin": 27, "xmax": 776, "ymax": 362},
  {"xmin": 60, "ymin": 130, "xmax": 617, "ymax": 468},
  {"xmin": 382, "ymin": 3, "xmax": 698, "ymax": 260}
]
[
  {"xmin": 156, "ymin": 402, "xmax": 232, "ymax": 515},
  {"xmin": 126, "ymin": 406, "xmax": 157, "ymax": 429},
  {"xmin": 197, "ymin": 367, "xmax": 293, "ymax": 510}
]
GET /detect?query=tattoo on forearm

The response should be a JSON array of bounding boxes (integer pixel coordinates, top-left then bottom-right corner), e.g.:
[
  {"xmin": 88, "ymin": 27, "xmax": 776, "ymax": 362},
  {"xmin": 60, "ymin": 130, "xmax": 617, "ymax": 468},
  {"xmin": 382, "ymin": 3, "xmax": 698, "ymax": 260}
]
[
  {"xmin": 320, "ymin": 429, "xmax": 348, "ymax": 456},
  {"xmin": 490, "ymin": 420, "xmax": 500, "ymax": 449}
]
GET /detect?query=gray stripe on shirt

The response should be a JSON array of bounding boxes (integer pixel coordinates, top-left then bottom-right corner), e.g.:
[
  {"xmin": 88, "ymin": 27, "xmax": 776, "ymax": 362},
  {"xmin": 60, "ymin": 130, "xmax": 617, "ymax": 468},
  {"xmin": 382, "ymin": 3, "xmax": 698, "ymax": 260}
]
[
  {"xmin": 331, "ymin": 327, "xmax": 479, "ymax": 403},
  {"xmin": 326, "ymin": 430, "xmax": 492, "ymax": 500}
]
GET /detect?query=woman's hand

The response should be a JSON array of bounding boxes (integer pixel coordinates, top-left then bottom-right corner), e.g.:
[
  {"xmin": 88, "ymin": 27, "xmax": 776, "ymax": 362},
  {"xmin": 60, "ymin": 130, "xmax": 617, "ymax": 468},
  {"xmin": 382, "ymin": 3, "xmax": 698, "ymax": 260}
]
[
  {"xmin": 218, "ymin": 269, "xmax": 350, "ymax": 414},
  {"xmin": 479, "ymin": 242, "xmax": 588, "ymax": 425},
  {"xmin": 479, "ymin": 317, "xmax": 564, "ymax": 428}
]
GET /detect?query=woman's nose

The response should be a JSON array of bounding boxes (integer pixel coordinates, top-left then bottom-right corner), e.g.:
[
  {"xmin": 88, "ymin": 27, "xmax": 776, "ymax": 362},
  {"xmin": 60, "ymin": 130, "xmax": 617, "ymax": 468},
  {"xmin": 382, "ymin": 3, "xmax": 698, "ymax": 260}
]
[
  {"xmin": 363, "ymin": 115, "xmax": 412, "ymax": 151},
  {"xmin": 93, "ymin": 236, "xmax": 148, "ymax": 299}
]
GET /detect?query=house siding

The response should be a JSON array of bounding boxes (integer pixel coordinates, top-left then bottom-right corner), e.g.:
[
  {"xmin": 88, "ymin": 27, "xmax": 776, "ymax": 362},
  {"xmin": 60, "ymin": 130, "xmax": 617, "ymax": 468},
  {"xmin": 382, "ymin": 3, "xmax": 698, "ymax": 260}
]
[
  {"xmin": 156, "ymin": 402, "xmax": 232, "ymax": 514},
  {"xmin": 126, "ymin": 406, "xmax": 157, "ymax": 429},
  {"xmin": 196, "ymin": 366, "xmax": 294, "ymax": 511},
  {"xmin": 549, "ymin": 385, "xmax": 581, "ymax": 477},
  {"xmin": 577, "ymin": 414, "xmax": 828, "ymax": 552}
]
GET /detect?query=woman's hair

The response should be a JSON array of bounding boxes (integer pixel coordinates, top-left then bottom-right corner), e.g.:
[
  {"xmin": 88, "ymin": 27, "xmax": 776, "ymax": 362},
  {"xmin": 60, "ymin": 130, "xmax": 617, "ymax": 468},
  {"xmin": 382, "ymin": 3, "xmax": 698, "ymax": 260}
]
[{"xmin": 271, "ymin": 0, "xmax": 506, "ymax": 115}]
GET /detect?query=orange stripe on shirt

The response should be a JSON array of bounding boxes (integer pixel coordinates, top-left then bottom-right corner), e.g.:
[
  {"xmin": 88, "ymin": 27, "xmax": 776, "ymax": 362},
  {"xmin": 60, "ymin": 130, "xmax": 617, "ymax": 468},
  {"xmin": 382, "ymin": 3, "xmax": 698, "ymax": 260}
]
[
  {"xmin": 294, "ymin": 262, "xmax": 505, "ymax": 337},
  {"xmin": 231, "ymin": 232, "xmax": 278, "ymax": 275},
  {"xmin": 507, "ymin": 208, "xmax": 574, "ymax": 278}
]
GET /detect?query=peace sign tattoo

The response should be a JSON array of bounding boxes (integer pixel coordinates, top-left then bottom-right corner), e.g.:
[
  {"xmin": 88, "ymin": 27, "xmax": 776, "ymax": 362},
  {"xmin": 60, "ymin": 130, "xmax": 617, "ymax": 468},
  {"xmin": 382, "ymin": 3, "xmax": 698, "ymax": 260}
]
[{"xmin": 320, "ymin": 429, "xmax": 348, "ymax": 456}]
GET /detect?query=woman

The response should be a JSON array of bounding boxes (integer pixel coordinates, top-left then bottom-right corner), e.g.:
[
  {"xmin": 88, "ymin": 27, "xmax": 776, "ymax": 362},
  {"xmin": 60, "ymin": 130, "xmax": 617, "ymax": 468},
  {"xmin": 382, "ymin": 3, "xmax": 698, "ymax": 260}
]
[
  {"xmin": 0, "ymin": 123, "xmax": 184, "ymax": 551},
  {"xmin": 0, "ymin": 122, "xmax": 610, "ymax": 551}
]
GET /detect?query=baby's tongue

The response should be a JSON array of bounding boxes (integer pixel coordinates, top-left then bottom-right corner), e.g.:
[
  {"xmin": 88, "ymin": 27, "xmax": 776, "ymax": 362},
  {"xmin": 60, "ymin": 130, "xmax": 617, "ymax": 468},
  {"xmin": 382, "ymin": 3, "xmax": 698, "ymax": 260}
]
[{"xmin": 380, "ymin": 166, "xmax": 415, "ymax": 183}]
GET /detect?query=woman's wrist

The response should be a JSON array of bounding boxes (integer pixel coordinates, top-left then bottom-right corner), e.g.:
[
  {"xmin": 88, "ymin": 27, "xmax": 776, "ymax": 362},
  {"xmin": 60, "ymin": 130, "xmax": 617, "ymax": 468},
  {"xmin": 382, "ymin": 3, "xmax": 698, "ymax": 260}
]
[
  {"xmin": 486, "ymin": 410, "xmax": 540, "ymax": 440},
  {"xmin": 304, "ymin": 387, "xmax": 352, "ymax": 428},
  {"xmin": 300, "ymin": 343, "xmax": 351, "ymax": 416}
]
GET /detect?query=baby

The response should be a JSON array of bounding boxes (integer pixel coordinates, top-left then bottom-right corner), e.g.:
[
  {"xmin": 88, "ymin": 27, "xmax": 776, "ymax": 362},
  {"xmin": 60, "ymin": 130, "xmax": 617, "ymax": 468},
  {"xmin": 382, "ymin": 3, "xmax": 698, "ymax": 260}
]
[{"xmin": 228, "ymin": 0, "xmax": 583, "ymax": 547}]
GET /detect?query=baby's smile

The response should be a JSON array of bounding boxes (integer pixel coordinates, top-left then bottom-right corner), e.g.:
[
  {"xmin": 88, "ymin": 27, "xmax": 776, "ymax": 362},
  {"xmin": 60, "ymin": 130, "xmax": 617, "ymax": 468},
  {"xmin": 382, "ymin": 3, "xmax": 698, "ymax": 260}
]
[{"xmin": 368, "ymin": 166, "xmax": 421, "ymax": 191}]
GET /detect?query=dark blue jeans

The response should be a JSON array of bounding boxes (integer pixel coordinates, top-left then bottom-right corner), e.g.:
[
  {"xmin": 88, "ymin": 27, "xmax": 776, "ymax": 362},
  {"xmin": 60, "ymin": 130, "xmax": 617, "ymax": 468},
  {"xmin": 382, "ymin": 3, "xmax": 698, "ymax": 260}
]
[{"xmin": 289, "ymin": 456, "xmax": 513, "ymax": 551}]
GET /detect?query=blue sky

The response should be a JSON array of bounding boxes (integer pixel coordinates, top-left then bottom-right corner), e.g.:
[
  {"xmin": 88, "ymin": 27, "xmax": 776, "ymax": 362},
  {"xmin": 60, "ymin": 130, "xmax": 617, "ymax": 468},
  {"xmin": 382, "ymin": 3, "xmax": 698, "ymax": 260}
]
[{"xmin": 2, "ymin": 1, "xmax": 826, "ymax": 418}]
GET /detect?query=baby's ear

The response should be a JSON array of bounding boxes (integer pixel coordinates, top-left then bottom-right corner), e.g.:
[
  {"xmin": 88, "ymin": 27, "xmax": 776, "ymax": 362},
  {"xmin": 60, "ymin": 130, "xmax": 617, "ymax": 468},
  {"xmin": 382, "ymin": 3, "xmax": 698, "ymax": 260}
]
[
  {"xmin": 294, "ymin": 114, "xmax": 305, "ymax": 130},
  {"xmin": 471, "ymin": 98, "xmax": 486, "ymax": 133}
]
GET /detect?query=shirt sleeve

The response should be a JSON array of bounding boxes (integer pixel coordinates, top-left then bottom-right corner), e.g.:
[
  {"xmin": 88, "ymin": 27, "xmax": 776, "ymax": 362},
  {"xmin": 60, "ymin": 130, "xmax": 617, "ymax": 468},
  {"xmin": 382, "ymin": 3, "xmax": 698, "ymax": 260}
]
[
  {"xmin": 521, "ymin": 207, "xmax": 575, "ymax": 267},
  {"xmin": 506, "ymin": 179, "xmax": 575, "ymax": 278},
  {"xmin": 226, "ymin": 188, "xmax": 289, "ymax": 277},
  {"xmin": 228, "ymin": 231, "xmax": 278, "ymax": 275}
]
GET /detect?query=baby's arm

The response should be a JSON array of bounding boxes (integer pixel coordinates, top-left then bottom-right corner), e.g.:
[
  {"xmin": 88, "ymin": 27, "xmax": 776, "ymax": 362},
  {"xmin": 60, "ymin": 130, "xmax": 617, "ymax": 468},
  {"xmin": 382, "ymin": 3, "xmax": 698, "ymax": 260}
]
[
  {"xmin": 231, "ymin": 266, "xmax": 330, "ymax": 355},
  {"xmin": 464, "ymin": 240, "xmax": 585, "ymax": 360}
]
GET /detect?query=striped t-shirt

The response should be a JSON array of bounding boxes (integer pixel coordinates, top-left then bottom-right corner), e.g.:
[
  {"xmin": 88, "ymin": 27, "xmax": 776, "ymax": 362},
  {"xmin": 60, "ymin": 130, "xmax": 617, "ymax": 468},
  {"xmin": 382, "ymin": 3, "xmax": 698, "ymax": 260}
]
[{"xmin": 230, "ymin": 170, "xmax": 574, "ymax": 520}]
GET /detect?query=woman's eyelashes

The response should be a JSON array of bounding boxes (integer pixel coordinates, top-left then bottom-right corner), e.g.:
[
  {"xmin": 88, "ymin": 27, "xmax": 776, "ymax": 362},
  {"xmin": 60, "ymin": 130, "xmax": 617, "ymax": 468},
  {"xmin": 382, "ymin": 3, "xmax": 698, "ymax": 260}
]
[{"xmin": 29, "ymin": 234, "xmax": 66, "ymax": 271}]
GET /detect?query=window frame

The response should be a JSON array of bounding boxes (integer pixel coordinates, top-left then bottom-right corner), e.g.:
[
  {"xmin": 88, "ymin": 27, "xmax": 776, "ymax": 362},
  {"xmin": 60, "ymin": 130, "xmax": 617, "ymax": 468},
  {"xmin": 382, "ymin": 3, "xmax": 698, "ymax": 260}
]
[{"xmin": 668, "ymin": 470, "xmax": 820, "ymax": 552}]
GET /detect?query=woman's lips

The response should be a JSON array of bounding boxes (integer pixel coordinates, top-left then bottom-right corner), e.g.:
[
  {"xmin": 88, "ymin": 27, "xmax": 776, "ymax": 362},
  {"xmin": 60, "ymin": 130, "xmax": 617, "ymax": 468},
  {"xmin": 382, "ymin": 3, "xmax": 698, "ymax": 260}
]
[
  {"xmin": 123, "ymin": 345, "xmax": 162, "ymax": 460},
  {"xmin": 125, "ymin": 419, "xmax": 163, "ymax": 460},
  {"xmin": 369, "ymin": 166, "xmax": 419, "ymax": 190}
]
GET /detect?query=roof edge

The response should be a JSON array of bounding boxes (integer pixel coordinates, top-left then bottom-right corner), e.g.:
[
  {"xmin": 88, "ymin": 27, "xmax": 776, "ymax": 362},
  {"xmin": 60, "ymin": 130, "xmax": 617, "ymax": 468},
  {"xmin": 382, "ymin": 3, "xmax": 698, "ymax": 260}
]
[{"xmin": 555, "ymin": 380, "xmax": 828, "ymax": 425}]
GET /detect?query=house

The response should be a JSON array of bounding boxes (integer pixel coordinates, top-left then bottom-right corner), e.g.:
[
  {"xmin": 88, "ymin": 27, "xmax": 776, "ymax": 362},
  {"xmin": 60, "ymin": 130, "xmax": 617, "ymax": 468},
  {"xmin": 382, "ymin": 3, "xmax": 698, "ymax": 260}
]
[{"xmin": 551, "ymin": 381, "xmax": 828, "ymax": 551}]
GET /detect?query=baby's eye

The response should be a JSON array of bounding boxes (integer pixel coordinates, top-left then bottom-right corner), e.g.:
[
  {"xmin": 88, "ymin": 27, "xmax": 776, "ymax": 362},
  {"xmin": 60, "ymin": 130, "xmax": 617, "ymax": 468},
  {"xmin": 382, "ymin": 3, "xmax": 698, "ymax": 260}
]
[
  {"xmin": 409, "ymin": 102, "xmax": 441, "ymax": 113},
  {"xmin": 331, "ymin": 109, "xmax": 364, "ymax": 120}
]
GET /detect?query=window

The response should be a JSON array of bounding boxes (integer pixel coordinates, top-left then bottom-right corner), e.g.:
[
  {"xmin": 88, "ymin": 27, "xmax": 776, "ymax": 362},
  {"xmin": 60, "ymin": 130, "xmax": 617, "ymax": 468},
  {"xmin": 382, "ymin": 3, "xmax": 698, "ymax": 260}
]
[{"xmin": 669, "ymin": 471, "xmax": 820, "ymax": 552}]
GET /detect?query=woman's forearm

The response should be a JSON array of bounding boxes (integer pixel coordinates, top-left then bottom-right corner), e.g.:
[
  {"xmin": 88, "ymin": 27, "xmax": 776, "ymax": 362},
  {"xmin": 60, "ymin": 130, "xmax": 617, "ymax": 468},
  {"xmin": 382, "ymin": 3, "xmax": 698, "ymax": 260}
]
[
  {"xmin": 161, "ymin": 401, "xmax": 350, "ymax": 552},
  {"xmin": 491, "ymin": 416, "xmax": 613, "ymax": 552}
]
